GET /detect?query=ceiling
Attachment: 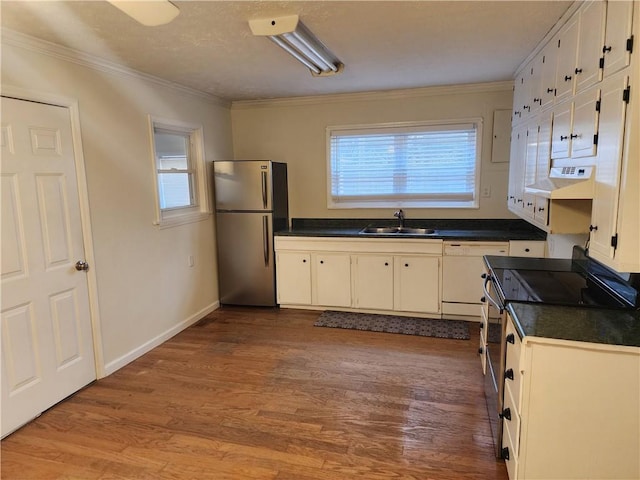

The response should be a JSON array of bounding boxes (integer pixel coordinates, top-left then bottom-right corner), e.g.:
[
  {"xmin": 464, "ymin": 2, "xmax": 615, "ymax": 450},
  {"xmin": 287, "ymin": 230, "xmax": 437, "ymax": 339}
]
[{"xmin": 1, "ymin": 1, "xmax": 573, "ymax": 102}]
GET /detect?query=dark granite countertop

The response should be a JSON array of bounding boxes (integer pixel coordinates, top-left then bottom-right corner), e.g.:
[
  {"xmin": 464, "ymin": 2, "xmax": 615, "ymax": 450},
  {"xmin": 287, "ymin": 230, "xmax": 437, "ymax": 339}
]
[
  {"xmin": 483, "ymin": 255, "xmax": 573, "ymax": 272},
  {"xmin": 507, "ymin": 302, "xmax": 640, "ymax": 348},
  {"xmin": 276, "ymin": 218, "xmax": 547, "ymax": 242}
]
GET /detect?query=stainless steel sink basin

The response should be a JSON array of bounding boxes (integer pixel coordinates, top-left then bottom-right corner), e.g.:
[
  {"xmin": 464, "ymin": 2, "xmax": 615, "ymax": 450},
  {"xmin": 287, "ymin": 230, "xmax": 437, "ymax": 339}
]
[{"xmin": 359, "ymin": 226, "xmax": 436, "ymax": 235}]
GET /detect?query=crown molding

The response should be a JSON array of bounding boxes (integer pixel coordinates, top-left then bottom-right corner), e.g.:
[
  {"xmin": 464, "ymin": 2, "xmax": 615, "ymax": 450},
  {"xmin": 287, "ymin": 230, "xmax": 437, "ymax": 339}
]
[
  {"xmin": 1, "ymin": 28, "xmax": 231, "ymax": 108},
  {"xmin": 230, "ymin": 80, "xmax": 514, "ymax": 110}
]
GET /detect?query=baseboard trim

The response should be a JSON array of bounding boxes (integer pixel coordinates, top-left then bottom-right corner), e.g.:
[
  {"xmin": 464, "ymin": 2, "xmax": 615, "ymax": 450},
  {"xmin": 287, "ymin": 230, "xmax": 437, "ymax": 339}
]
[{"xmin": 102, "ymin": 301, "xmax": 219, "ymax": 377}]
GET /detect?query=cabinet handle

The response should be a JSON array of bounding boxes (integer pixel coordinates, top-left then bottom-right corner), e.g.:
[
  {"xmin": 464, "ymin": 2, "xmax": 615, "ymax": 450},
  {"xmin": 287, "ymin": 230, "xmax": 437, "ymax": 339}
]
[
  {"xmin": 589, "ymin": 225, "xmax": 598, "ymax": 232},
  {"xmin": 404, "ymin": 263, "xmax": 409, "ymax": 267},
  {"xmin": 547, "ymin": 87, "xmax": 555, "ymax": 93},
  {"xmin": 560, "ymin": 135, "xmax": 568, "ymax": 141},
  {"xmin": 570, "ymin": 133, "xmax": 579, "ymax": 139},
  {"xmin": 480, "ymin": 296, "xmax": 486, "ymax": 303},
  {"xmin": 320, "ymin": 260, "xmax": 324, "ymax": 264},
  {"xmin": 500, "ymin": 407, "xmax": 512, "ymax": 421},
  {"xmin": 502, "ymin": 447, "xmax": 510, "ymax": 460},
  {"xmin": 478, "ymin": 347, "xmax": 484, "ymax": 355},
  {"xmin": 303, "ymin": 259, "xmax": 307, "ymax": 263},
  {"xmin": 480, "ymin": 322, "xmax": 484, "ymax": 329},
  {"xmin": 564, "ymin": 75, "xmax": 572, "ymax": 81},
  {"xmin": 575, "ymin": 67, "xmax": 583, "ymax": 74},
  {"xmin": 384, "ymin": 262, "xmax": 389, "ymax": 266},
  {"xmin": 526, "ymin": 202, "xmax": 533, "ymax": 206},
  {"xmin": 505, "ymin": 368, "xmax": 514, "ymax": 380},
  {"xmin": 538, "ymin": 206, "xmax": 545, "ymax": 212},
  {"xmin": 525, "ymin": 248, "xmax": 530, "ymax": 252},
  {"xmin": 506, "ymin": 333, "xmax": 515, "ymax": 344},
  {"xmin": 603, "ymin": 45, "xmax": 612, "ymax": 53}
]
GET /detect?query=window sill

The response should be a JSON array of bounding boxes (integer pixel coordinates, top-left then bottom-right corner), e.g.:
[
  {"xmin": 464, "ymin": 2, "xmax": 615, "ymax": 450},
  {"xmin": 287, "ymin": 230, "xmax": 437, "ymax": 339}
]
[{"xmin": 154, "ymin": 211, "xmax": 211, "ymax": 229}]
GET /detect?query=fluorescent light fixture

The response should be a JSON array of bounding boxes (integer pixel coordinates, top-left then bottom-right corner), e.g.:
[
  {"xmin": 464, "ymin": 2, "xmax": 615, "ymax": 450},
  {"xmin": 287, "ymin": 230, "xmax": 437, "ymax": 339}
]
[
  {"xmin": 249, "ymin": 15, "xmax": 344, "ymax": 77},
  {"xmin": 107, "ymin": 0, "xmax": 179, "ymax": 27}
]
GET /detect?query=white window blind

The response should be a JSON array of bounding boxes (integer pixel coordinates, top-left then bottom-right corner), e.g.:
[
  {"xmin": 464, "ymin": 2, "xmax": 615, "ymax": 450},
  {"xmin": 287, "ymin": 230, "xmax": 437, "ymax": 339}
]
[{"xmin": 328, "ymin": 121, "xmax": 481, "ymax": 208}]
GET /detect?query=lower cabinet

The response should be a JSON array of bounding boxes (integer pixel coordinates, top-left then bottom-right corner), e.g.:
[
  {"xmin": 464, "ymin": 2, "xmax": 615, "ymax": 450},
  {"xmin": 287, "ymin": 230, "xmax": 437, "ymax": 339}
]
[
  {"xmin": 394, "ymin": 255, "xmax": 440, "ymax": 314},
  {"xmin": 275, "ymin": 237, "xmax": 442, "ymax": 316},
  {"xmin": 502, "ymin": 312, "xmax": 640, "ymax": 479}
]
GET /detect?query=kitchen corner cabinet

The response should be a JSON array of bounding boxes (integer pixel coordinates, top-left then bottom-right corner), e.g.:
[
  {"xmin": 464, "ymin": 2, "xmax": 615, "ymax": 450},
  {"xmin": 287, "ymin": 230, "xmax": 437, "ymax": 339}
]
[
  {"xmin": 502, "ymin": 313, "xmax": 640, "ymax": 480},
  {"xmin": 274, "ymin": 236, "xmax": 442, "ymax": 316}
]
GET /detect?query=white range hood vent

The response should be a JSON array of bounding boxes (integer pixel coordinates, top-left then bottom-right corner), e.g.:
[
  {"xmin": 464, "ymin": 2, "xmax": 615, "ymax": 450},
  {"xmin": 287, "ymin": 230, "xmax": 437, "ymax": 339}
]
[{"xmin": 525, "ymin": 166, "xmax": 595, "ymax": 200}]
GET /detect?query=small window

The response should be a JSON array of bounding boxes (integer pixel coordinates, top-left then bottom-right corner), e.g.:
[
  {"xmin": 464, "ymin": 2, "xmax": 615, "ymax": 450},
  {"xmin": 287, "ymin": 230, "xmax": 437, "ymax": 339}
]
[
  {"xmin": 327, "ymin": 119, "xmax": 482, "ymax": 209},
  {"xmin": 149, "ymin": 117, "xmax": 209, "ymax": 227}
]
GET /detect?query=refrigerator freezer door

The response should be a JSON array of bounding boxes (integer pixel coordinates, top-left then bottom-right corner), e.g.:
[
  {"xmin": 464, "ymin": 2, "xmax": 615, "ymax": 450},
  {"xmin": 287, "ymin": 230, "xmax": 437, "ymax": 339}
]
[
  {"xmin": 214, "ymin": 161, "xmax": 272, "ymax": 211},
  {"xmin": 216, "ymin": 212, "xmax": 276, "ymax": 306}
]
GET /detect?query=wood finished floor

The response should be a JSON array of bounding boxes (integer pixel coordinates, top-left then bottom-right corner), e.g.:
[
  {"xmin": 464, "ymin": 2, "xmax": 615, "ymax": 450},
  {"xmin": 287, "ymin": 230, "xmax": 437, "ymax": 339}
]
[{"xmin": 1, "ymin": 307, "xmax": 508, "ymax": 480}]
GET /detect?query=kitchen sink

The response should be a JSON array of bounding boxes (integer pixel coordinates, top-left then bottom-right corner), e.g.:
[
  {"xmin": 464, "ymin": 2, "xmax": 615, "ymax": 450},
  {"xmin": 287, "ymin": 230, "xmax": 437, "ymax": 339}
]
[{"xmin": 359, "ymin": 226, "xmax": 436, "ymax": 235}]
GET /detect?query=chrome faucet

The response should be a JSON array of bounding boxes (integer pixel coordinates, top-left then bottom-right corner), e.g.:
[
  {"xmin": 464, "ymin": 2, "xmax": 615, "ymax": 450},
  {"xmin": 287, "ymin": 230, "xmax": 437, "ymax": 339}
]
[{"xmin": 393, "ymin": 209, "xmax": 405, "ymax": 228}]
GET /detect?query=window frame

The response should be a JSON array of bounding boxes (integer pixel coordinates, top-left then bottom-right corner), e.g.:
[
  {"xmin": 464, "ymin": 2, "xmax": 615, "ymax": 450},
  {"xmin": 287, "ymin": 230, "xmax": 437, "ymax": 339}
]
[
  {"xmin": 148, "ymin": 115, "xmax": 210, "ymax": 228},
  {"xmin": 326, "ymin": 118, "xmax": 483, "ymax": 209}
]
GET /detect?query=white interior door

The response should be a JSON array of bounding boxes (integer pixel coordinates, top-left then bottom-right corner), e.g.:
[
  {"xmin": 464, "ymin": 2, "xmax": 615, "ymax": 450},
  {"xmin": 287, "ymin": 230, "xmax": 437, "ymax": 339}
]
[{"xmin": 1, "ymin": 96, "xmax": 96, "ymax": 437}]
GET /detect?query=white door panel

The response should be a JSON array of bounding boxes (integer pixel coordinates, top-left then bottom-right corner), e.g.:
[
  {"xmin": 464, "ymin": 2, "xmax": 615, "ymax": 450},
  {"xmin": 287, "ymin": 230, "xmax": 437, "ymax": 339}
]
[{"xmin": 1, "ymin": 96, "xmax": 96, "ymax": 437}]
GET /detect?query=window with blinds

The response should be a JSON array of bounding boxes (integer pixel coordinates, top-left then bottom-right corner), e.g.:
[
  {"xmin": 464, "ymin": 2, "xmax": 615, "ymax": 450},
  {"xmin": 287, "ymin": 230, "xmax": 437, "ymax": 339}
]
[{"xmin": 327, "ymin": 120, "xmax": 482, "ymax": 208}]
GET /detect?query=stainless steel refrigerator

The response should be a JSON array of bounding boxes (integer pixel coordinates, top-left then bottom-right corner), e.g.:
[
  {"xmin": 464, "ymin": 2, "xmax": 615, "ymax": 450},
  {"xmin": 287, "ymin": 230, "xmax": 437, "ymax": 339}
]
[{"xmin": 213, "ymin": 160, "xmax": 289, "ymax": 306}]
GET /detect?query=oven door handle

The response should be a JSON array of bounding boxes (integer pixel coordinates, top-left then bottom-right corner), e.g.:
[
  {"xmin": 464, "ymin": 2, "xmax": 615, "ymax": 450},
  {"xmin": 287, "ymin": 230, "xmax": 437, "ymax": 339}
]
[{"xmin": 483, "ymin": 275, "xmax": 504, "ymax": 314}]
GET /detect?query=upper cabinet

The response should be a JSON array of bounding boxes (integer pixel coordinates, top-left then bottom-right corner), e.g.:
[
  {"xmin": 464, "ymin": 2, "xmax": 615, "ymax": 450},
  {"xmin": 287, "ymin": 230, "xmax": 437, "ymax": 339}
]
[{"xmin": 508, "ymin": 0, "xmax": 639, "ymax": 272}]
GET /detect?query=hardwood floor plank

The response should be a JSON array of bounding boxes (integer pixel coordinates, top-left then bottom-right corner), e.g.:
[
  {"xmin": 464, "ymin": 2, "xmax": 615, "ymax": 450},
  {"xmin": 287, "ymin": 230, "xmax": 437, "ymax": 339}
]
[{"xmin": 1, "ymin": 307, "xmax": 507, "ymax": 480}]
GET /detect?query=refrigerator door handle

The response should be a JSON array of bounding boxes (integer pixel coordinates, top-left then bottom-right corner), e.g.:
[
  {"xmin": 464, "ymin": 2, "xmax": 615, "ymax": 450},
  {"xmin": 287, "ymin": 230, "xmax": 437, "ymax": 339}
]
[
  {"xmin": 261, "ymin": 171, "xmax": 268, "ymax": 209},
  {"xmin": 262, "ymin": 215, "xmax": 269, "ymax": 266}
]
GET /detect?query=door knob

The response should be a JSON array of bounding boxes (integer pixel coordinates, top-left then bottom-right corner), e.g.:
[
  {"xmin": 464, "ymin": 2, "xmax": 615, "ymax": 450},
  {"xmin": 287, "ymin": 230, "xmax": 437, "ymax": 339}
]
[{"xmin": 75, "ymin": 260, "xmax": 89, "ymax": 271}]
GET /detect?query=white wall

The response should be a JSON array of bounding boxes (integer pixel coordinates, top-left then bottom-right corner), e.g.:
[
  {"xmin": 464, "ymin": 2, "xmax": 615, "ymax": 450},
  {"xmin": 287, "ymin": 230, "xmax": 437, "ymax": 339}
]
[
  {"xmin": 231, "ymin": 83, "xmax": 516, "ymax": 219},
  {"xmin": 1, "ymin": 37, "xmax": 232, "ymax": 374}
]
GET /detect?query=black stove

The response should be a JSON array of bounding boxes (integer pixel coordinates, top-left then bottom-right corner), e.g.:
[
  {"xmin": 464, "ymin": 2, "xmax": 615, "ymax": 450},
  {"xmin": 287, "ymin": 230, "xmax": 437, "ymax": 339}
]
[{"xmin": 488, "ymin": 246, "xmax": 639, "ymax": 310}]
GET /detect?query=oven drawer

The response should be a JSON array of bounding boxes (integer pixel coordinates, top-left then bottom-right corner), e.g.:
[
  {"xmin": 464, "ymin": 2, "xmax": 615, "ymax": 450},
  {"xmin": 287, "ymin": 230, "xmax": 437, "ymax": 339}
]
[{"xmin": 504, "ymin": 315, "xmax": 523, "ymax": 407}]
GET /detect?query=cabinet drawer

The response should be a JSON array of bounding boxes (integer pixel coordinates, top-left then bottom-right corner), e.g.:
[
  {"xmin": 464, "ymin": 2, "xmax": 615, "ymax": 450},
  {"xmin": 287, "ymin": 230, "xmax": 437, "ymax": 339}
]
[
  {"xmin": 503, "ymin": 379, "xmax": 522, "ymax": 461},
  {"xmin": 504, "ymin": 318, "xmax": 523, "ymax": 406},
  {"xmin": 502, "ymin": 417, "xmax": 520, "ymax": 480},
  {"xmin": 479, "ymin": 334, "xmax": 487, "ymax": 375},
  {"xmin": 509, "ymin": 241, "xmax": 545, "ymax": 257}
]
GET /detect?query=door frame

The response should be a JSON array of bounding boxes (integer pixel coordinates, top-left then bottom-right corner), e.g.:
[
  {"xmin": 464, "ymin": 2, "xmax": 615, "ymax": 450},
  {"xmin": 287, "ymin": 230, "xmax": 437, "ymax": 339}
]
[{"xmin": 2, "ymin": 85, "xmax": 105, "ymax": 378}]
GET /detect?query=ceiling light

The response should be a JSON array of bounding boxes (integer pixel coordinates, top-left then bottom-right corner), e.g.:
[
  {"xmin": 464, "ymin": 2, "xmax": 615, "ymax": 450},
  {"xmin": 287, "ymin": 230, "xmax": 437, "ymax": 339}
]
[
  {"xmin": 107, "ymin": 0, "xmax": 179, "ymax": 27},
  {"xmin": 249, "ymin": 15, "xmax": 344, "ymax": 77}
]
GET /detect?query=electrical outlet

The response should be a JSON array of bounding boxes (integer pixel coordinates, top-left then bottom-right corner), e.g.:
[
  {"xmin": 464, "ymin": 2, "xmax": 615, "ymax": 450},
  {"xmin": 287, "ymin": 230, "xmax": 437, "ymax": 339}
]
[{"xmin": 481, "ymin": 185, "xmax": 491, "ymax": 198}]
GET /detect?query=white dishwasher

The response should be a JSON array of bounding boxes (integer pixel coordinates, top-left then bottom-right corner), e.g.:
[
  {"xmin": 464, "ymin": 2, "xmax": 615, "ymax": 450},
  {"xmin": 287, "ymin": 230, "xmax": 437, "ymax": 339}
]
[{"xmin": 442, "ymin": 242, "xmax": 508, "ymax": 319}]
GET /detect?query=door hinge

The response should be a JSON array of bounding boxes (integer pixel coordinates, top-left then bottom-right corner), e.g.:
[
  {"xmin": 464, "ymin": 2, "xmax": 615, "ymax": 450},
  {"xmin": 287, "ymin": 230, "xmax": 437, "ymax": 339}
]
[
  {"xmin": 611, "ymin": 234, "xmax": 618, "ymax": 249},
  {"xmin": 627, "ymin": 35, "xmax": 634, "ymax": 53},
  {"xmin": 593, "ymin": 133, "xmax": 599, "ymax": 145},
  {"xmin": 623, "ymin": 86, "xmax": 631, "ymax": 104},
  {"xmin": 595, "ymin": 100, "xmax": 601, "ymax": 112},
  {"xmin": 599, "ymin": 57, "xmax": 605, "ymax": 69}
]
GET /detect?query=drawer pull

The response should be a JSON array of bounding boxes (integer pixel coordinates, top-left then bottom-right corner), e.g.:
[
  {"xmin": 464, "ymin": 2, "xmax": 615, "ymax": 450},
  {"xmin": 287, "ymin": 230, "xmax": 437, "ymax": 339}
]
[
  {"xmin": 506, "ymin": 333, "xmax": 515, "ymax": 344},
  {"xmin": 500, "ymin": 407, "xmax": 512, "ymax": 421},
  {"xmin": 502, "ymin": 447, "xmax": 510, "ymax": 460},
  {"xmin": 478, "ymin": 347, "xmax": 483, "ymax": 355},
  {"xmin": 479, "ymin": 322, "xmax": 484, "ymax": 329},
  {"xmin": 480, "ymin": 296, "xmax": 486, "ymax": 303},
  {"xmin": 505, "ymin": 368, "xmax": 514, "ymax": 381}
]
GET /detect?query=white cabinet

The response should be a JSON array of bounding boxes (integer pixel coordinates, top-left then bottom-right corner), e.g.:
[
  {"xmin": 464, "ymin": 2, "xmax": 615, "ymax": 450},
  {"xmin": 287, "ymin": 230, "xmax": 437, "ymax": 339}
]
[
  {"xmin": 276, "ymin": 251, "xmax": 311, "ymax": 305},
  {"xmin": 353, "ymin": 254, "xmax": 394, "ymax": 310},
  {"xmin": 574, "ymin": 0, "xmax": 606, "ymax": 93},
  {"xmin": 550, "ymin": 102, "xmax": 572, "ymax": 159},
  {"xmin": 274, "ymin": 237, "xmax": 443, "ymax": 316},
  {"xmin": 394, "ymin": 255, "xmax": 440, "ymax": 314},
  {"xmin": 508, "ymin": 241, "xmax": 546, "ymax": 258},
  {"xmin": 501, "ymin": 312, "xmax": 640, "ymax": 480},
  {"xmin": 554, "ymin": 15, "xmax": 580, "ymax": 102},
  {"xmin": 587, "ymin": 72, "xmax": 630, "ymax": 264},
  {"xmin": 313, "ymin": 253, "xmax": 351, "ymax": 307},
  {"xmin": 602, "ymin": 1, "xmax": 634, "ymax": 77},
  {"xmin": 569, "ymin": 87, "xmax": 600, "ymax": 159}
]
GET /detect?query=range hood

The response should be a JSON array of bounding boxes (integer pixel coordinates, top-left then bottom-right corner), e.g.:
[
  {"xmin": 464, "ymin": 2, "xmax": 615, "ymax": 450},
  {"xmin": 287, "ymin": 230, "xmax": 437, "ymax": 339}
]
[{"xmin": 525, "ymin": 166, "xmax": 594, "ymax": 199}]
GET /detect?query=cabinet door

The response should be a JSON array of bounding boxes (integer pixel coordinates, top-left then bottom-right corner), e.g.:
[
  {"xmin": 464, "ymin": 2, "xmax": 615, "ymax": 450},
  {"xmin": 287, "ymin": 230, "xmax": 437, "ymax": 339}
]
[
  {"xmin": 603, "ymin": 1, "xmax": 634, "ymax": 77},
  {"xmin": 550, "ymin": 102, "xmax": 573, "ymax": 159},
  {"xmin": 540, "ymin": 41, "xmax": 558, "ymax": 109},
  {"xmin": 276, "ymin": 252, "xmax": 311, "ymax": 305},
  {"xmin": 394, "ymin": 256, "xmax": 440, "ymax": 314},
  {"xmin": 575, "ymin": 0, "xmax": 606, "ymax": 93},
  {"xmin": 508, "ymin": 126, "xmax": 527, "ymax": 211},
  {"xmin": 555, "ymin": 15, "xmax": 580, "ymax": 101},
  {"xmin": 588, "ymin": 74, "xmax": 629, "ymax": 261},
  {"xmin": 313, "ymin": 253, "xmax": 352, "ymax": 307},
  {"xmin": 442, "ymin": 255, "xmax": 486, "ymax": 304},
  {"xmin": 512, "ymin": 73, "xmax": 526, "ymax": 124},
  {"xmin": 353, "ymin": 255, "xmax": 394, "ymax": 310},
  {"xmin": 570, "ymin": 88, "xmax": 600, "ymax": 158},
  {"xmin": 523, "ymin": 123, "xmax": 539, "ymax": 218}
]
